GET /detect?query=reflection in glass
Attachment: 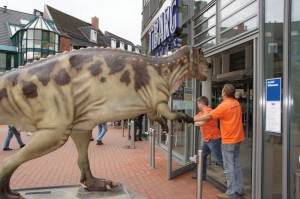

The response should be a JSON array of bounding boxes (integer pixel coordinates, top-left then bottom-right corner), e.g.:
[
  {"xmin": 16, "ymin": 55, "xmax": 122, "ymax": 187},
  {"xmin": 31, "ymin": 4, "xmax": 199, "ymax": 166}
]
[
  {"xmin": 194, "ymin": 27, "xmax": 216, "ymax": 44},
  {"xmin": 289, "ymin": 0, "xmax": 300, "ymax": 198},
  {"xmin": 220, "ymin": 0, "xmax": 254, "ymax": 20},
  {"xmin": 194, "ymin": 0, "xmax": 212, "ymax": 14},
  {"xmin": 194, "ymin": 5, "xmax": 216, "ymax": 25},
  {"xmin": 221, "ymin": 16, "xmax": 257, "ymax": 42},
  {"xmin": 262, "ymin": 0, "xmax": 284, "ymax": 198},
  {"xmin": 194, "ymin": 15, "xmax": 216, "ymax": 36},
  {"xmin": 220, "ymin": 0, "xmax": 232, "ymax": 8},
  {"xmin": 221, "ymin": 1, "xmax": 257, "ymax": 31},
  {"xmin": 200, "ymin": 38, "xmax": 216, "ymax": 50},
  {"xmin": 27, "ymin": 30, "xmax": 34, "ymax": 39}
]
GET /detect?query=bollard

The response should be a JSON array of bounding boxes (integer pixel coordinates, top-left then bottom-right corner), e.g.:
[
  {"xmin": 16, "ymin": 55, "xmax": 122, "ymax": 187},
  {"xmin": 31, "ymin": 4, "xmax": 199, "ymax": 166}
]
[
  {"xmin": 197, "ymin": 150, "xmax": 203, "ymax": 199},
  {"xmin": 295, "ymin": 169, "xmax": 300, "ymax": 199},
  {"xmin": 128, "ymin": 119, "xmax": 131, "ymax": 140},
  {"xmin": 130, "ymin": 120, "xmax": 135, "ymax": 149},
  {"xmin": 122, "ymin": 120, "xmax": 125, "ymax": 137},
  {"xmin": 149, "ymin": 128, "xmax": 155, "ymax": 169}
]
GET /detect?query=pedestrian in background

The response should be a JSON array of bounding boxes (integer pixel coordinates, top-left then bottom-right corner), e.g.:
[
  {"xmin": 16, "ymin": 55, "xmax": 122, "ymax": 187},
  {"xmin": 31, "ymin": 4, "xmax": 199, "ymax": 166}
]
[
  {"xmin": 96, "ymin": 123, "xmax": 108, "ymax": 145},
  {"xmin": 193, "ymin": 96, "xmax": 223, "ymax": 180},
  {"xmin": 3, "ymin": 125, "xmax": 25, "ymax": 151},
  {"xmin": 133, "ymin": 114, "xmax": 144, "ymax": 141},
  {"xmin": 194, "ymin": 84, "xmax": 245, "ymax": 199}
]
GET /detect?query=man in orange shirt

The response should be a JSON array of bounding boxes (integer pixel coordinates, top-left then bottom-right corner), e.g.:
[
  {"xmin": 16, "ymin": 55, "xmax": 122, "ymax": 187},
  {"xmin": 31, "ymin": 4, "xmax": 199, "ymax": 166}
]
[
  {"xmin": 193, "ymin": 96, "xmax": 223, "ymax": 180},
  {"xmin": 194, "ymin": 84, "xmax": 244, "ymax": 199}
]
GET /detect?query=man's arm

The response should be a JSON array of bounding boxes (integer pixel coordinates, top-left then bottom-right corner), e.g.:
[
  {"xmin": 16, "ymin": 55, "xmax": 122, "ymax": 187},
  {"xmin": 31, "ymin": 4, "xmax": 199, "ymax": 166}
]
[{"xmin": 194, "ymin": 114, "xmax": 213, "ymax": 122}]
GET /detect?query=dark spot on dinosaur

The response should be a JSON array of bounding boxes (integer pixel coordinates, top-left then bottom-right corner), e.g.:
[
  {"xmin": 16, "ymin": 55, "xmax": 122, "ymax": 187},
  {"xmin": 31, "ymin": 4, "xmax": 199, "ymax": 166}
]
[
  {"xmin": 28, "ymin": 60, "xmax": 56, "ymax": 86},
  {"xmin": 164, "ymin": 70, "xmax": 169, "ymax": 76},
  {"xmin": 105, "ymin": 56, "xmax": 126, "ymax": 75},
  {"xmin": 54, "ymin": 69, "xmax": 71, "ymax": 86},
  {"xmin": 0, "ymin": 88, "xmax": 8, "ymax": 100},
  {"xmin": 154, "ymin": 66, "xmax": 162, "ymax": 76},
  {"xmin": 89, "ymin": 61, "xmax": 103, "ymax": 76},
  {"xmin": 6, "ymin": 72, "xmax": 20, "ymax": 87},
  {"xmin": 100, "ymin": 77, "xmax": 106, "ymax": 82},
  {"xmin": 120, "ymin": 70, "xmax": 131, "ymax": 86},
  {"xmin": 22, "ymin": 81, "xmax": 38, "ymax": 98},
  {"xmin": 70, "ymin": 55, "xmax": 93, "ymax": 72},
  {"xmin": 168, "ymin": 62, "xmax": 176, "ymax": 72},
  {"xmin": 131, "ymin": 61, "xmax": 150, "ymax": 91}
]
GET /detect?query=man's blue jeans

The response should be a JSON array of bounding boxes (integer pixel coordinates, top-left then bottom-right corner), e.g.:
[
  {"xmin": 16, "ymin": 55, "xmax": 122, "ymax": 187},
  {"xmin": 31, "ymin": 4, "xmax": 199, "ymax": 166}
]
[
  {"xmin": 222, "ymin": 142, "xmax": 244, "ymax": 198},
  {"xmin": 97, "ymin": 123, "xmax": 108, "ymax": 142},
  {"xmin": 202, "ymin": 138, "xmax": 223, "ymax": 179},
  {"xmin": 3, "ymin": 126, "xmax": 24, "ymax": 148}
]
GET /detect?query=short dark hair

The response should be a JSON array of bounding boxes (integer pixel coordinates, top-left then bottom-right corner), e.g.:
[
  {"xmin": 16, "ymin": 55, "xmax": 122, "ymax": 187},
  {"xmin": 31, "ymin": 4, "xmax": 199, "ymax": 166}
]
[
  {"xmin": 196, "ymin": 96, "xmax": 209, "ymax": 106},
  {"xmin": 223, "ymin": 84, "xmax": 235, "ymax": 98}
]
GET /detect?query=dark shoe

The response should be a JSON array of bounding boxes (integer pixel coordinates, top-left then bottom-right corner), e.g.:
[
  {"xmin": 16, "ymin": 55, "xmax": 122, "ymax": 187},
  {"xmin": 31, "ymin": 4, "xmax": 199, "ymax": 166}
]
[
  {"xmin": 236, "ymin": 192, "xmax": 245, "ymax": 196},
  {"xmin": 3, "ymin": 148, "xmax": 13, "ymax": 151},
  {"xmin": 217, "ymin": 193, "xmax": 234, "ymax": 199},
  {"xmin": 96, "ymin": 141, "xmax": 103, "ymax": 145},
  {"xmin": 138, "ymin": 138, "xmax": 142, "ymax": 141},
  {"xmin": 20, "ymin": 144, "xmax": 25, "ymax": 148},
  {"xmin": 90, "ymin": 138, "xmax": 94, "ymax": 141},
  {"xmin": 134, "ymin": 139, "xmax": 138, "ymax": 141}
]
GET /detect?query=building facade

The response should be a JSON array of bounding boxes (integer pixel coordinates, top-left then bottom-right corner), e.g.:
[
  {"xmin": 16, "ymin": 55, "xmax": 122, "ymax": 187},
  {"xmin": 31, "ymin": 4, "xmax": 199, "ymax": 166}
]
[
  {"xmin": 0, "ymin": 7, "xmax": 60, "ymax": 69},
  {"xmin": 141, "ymin": 0, "xmax": 300, "ymax": 198}
]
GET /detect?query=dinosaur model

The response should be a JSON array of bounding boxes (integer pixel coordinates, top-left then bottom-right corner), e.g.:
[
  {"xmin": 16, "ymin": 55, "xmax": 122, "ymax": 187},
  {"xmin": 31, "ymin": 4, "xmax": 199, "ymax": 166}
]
[{"xmin": 0, "ymin": 45, "xmax": 207, "ymax": 198}]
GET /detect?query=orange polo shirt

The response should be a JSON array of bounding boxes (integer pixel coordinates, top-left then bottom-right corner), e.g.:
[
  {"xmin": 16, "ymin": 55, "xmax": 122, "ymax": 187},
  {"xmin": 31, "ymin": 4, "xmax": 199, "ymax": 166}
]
[
  {"xmin": 196, "ymin": 107, "xmax": 221, "ymax": 142},
  {"xmin": 210, "ymin": 98, "xmax": 245, "ymax": 144}
]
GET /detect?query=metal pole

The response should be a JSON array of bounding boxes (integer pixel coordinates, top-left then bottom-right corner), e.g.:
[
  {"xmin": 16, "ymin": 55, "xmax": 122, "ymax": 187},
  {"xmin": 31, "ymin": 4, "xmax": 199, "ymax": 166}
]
[
  {"xmin": 149, "ymin": 128, "xmax": 155, "ymax": 169},
  {"xmin": 128, "ymin": 119, "xmax": 131, "ymax": 140},
  {"xmin": 122, "ymin": 120, "xmax": 125, "ymax": 137},
  {"xmin": 130, "ymin": 120, "xmax": 135, "ymax": 149},
  {"xmin": 197, "ymin": 150, "xmax": 203, "ymax": 199}
]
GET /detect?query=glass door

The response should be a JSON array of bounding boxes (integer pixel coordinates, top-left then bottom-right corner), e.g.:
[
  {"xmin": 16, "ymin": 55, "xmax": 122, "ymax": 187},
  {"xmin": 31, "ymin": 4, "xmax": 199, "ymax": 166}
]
[{"xmin": 166, "ymin": 79, "xmax": 197, "ymax": 179}]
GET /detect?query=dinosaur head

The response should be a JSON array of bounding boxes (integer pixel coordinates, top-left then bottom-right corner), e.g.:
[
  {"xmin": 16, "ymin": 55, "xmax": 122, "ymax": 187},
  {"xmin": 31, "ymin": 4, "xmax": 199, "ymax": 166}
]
[{"xmin": 188, "ymin": 47, "xmax": 208, "ymax": 81}]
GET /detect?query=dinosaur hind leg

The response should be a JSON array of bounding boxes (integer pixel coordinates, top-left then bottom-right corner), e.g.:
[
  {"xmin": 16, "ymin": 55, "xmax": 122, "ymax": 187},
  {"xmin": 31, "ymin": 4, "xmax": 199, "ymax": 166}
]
[
  {"xmin": 70, "ymin": 130, "xmax": 118, "ymax": 191},
  {"xmin": 0, "ymin": 128, "xmax": 70, "ymax": 199}
]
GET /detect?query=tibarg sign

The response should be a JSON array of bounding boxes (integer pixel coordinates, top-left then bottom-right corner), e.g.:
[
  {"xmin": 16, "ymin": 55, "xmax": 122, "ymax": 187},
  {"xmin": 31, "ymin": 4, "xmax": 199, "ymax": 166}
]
[{"xmin": 148, "ymin": 0, "xmax": 179, "ymax": 53}]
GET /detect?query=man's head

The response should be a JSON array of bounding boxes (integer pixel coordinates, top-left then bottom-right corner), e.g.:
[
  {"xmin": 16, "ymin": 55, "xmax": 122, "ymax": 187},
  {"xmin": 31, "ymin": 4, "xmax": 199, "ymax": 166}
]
[
  {"xmin": 196, "ymin": 96, "xmax": 209, "ymax": 111},
  {"xmin": 222, "ymin": 84, "xmax": 235, "ymax": 99}
]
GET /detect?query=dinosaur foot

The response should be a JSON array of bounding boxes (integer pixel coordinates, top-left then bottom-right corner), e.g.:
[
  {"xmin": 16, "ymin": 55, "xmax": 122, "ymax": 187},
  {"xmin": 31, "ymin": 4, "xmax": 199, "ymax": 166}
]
[
  {"xmin": 82, "ymin": 178, "xmax": 119, "ymax": 192},
  {"xmin": 0, "ymin": 182, "xmax": 23, "ymax": 199},
  {"xmin": 0, "ymin": 191, "xmax": 23, "ymax": 199}
]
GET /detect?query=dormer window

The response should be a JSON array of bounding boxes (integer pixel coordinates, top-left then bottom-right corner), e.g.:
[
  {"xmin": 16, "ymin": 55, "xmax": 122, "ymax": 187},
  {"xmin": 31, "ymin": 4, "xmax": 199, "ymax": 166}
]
[
  {"xmin": 120, "ymin": 41, "xmax": 125, "ymax": 49},
  {"xmin": 127, "ymin": 44, "xmax": 132, "ymax": 51},
  {"xmin": 90, "ymin": 29, "xmax": 97, "ymax": 42},
  {"xmin": 111, "ymin": 38, "xmax": 116, "ymax": 48},
  {"xmin": 135, "ymin": 48, "xmax": 140, "ymax": 53}
]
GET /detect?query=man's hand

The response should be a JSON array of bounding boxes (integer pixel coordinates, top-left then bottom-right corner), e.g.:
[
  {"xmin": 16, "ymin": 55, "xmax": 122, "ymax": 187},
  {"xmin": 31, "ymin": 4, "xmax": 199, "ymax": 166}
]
[{"xmin": 177, "ymin": 114, "xmax": 194, "ymax": 124}]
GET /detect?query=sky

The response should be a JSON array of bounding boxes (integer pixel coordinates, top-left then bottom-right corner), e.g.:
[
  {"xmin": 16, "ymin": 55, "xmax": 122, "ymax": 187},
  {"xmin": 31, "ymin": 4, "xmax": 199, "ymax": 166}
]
[{"xmin": 1, "ymin": 0, "xmax": 143, "ymax": 45}]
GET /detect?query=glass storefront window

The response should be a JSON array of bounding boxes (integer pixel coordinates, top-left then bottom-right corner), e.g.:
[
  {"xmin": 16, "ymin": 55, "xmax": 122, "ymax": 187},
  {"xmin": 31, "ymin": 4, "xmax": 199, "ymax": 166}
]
[
  {"xmin": 194, "ymin": 0, "xmax": 212, "ymax": 14},
  {"xmin": 194, "ymin": 5, "xmax": 216, "ymax": 25},
  {"xmin": 221, "ymin": 16, "xmax": 257, "ymax": 42},
  {"xmin": 289, "ymin": 0, "xmax": 300, "ymax": 198},
  {"xmin": 194, "ymin": 27, "xmax": 216, "ymax": 44},
  {"xmin": 220, "ymin": 0, "xmax": 254, "ymax": 20},
  {"xmin": 220, "ymin": 0, "xmax": 232, "ymax": 9},
  {"xmin": 194, "ymin": 15, "xmax": 216, "ymax": 36},
  {"xmin": 263, "ymin": 0, "xmax": 284, "ymax": 198},
  {"xmin": 221, "ymin": 1, "xmax": 257, "ymax": 32},
  {"xmin": 200, "ymin": 38, "xmax": 216, "ymax": 50}
]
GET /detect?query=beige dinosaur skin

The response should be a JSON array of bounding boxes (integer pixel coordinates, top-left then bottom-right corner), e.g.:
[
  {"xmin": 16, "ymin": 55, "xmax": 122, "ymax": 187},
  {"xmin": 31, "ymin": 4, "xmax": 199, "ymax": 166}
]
[{"xmin": 0, "ymin": 45, "xmax": 207, "ymax": 198}]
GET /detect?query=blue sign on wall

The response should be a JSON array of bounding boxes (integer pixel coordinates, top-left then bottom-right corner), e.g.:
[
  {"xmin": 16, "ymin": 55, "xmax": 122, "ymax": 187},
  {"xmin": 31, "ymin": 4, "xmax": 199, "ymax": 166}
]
[{"xmin": 266, "ymin": 78, "xmax": 281, "ymax": 101}]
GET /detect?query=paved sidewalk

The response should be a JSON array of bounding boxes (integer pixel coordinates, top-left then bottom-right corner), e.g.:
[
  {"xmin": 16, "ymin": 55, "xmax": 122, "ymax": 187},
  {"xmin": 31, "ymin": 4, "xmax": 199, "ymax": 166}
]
[{"xmin": 0, "ymin": 125, "xmax": 222, "ymax": 199}]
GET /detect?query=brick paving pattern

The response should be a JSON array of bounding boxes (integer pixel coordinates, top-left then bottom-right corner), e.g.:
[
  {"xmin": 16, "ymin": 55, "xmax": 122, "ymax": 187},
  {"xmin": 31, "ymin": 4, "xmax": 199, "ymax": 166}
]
[{"xmin": 0, "ymin": 125, "xmax": 222, "ymax": 199}]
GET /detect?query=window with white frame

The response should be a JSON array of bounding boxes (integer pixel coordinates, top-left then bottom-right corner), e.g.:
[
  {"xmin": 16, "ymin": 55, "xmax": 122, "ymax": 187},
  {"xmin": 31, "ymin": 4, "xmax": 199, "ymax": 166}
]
[
  {"xmin": 111, "ymin": 38, "xmax": 116, "ymax": 48},
  {"xmin": 90, "ymin": 30, "xmax": 97, "ymax": 42},
  {"xmin": 127, "ymin": 44, "xmax": 132, "ymax": 51},
  {"xmin": 120, "ymin": 41, "xmax": 125, "ymax": 49},
  {"xmin": 144, "ymin": 0, "xmax": 150, "ymax": 6},
  {"xmin": 135, "ymin": 48, "xmax": 140, "ymax": 53}
]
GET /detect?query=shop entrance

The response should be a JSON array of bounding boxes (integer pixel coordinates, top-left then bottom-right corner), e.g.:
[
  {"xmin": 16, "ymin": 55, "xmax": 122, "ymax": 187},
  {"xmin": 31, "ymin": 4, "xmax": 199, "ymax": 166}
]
[{"xmin": 208, "ymin": 79, "xmax": 253, "ymax": 198}]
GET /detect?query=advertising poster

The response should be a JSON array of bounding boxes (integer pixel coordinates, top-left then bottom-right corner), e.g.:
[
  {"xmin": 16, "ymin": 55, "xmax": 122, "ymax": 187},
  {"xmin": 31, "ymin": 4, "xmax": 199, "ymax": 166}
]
[{"xmin": 265, "ymin": 78, "xmax": 281, "ymax": 133}]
